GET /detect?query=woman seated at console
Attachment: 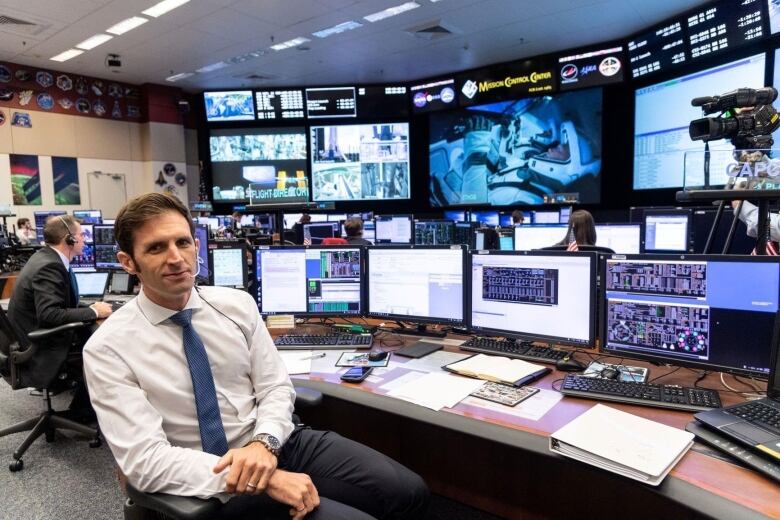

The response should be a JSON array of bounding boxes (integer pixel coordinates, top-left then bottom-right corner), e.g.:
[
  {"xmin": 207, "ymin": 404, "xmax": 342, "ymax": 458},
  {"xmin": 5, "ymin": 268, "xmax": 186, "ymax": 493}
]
[{"xmin": 552, "ymin": 210, "xmax": 614, "ymax": 253}]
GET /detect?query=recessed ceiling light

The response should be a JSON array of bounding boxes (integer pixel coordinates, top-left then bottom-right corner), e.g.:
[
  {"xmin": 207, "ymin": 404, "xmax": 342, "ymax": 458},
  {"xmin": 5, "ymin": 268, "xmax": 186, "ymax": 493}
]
[
  {"xmin": 75, "ymin": 34, "xmax": 114, "ymax": 50},
  {"xmin": 166, "ymin": 72, "xmax": 194, "ymax": 82},
  {"xmin": 196, "ymin": 61, "xmax": 229, "ymax": 73},
  {"xmin": 142, "ymin": 0, "xmax": 190, "ymax": 18},
  {"xmin": 106, "ymin": 16, "xmax": 149, "ymax": 35},
  {"xmin": 270, "ymin": 37, "xmax": 310, "ymax": 51},
  {"xmin": 50, "ymin": 49, "xmax": 84, "ymax": 62},
  {"xmin": 364, "ymin": 2, "xmax": 420, "ymax": 23},
  {"xmin": 313, "ymin": 21, "xmax": 363, "ymax": 38}
]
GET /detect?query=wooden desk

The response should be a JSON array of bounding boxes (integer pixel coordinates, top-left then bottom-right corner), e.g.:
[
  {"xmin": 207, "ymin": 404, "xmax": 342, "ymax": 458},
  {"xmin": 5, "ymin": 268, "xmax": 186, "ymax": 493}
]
[
  {"xmin": 282, "ymin": 328, "xmax": 779, "ymax": 519},
  {"xmin": 0, "ymin": 272, "xmax": 19, "ymax": 299}
]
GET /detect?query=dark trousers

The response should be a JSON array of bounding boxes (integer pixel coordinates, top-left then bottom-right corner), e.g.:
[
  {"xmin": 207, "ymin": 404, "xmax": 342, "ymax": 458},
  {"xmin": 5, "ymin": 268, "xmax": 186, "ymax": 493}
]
[{"xmin": 218, "ymin": 428, "xmax": 429, "ymax": 520}]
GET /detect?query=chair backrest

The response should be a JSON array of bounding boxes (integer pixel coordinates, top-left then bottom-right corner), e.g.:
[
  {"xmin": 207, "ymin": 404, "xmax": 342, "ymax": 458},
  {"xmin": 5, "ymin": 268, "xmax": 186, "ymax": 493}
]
[
  {"xmin": 538, "ymin": 244, "xmax": 615, "ymax": 254},
  {"xmin": 0, "ymin": 306, "xmax": 22, "ymax": 388},
  {"xmin": 321, "ymin": 237, "xmax": 348, "ymax": 245}
]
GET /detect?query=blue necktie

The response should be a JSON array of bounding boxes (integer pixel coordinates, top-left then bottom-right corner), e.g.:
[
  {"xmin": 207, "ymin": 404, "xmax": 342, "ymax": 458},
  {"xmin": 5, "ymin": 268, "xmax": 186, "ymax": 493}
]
[
  {"xmin": 169, "ymin": 309, "xmax": 229, "ymax": 456},
  {"xmin": 68, "ymin": 267, "xmax": 79, "ymax": 307}
]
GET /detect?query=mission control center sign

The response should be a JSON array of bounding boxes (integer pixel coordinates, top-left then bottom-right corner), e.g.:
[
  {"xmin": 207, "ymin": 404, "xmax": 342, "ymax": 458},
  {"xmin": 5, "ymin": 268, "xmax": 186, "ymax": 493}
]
[{"xmin": 457, "ymin": 64, "xmax": 554, "ymax": 106}]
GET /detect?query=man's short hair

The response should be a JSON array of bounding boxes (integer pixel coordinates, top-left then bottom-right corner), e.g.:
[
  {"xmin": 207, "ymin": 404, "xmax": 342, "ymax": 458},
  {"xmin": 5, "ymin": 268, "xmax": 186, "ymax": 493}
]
[
  {"xmin": 43, "ymin": 215, "xmax": 79, "ymax": 245},
  {"xmin": 511, "ymin": 210, "xmax": 525, "ymax": 224},
  {"xmin": 17, "ymin": 217, "xmax": 30, "ymax": 228},
  {"xmin": 115, "ymin": 193, "xmax": 194, "ymax": 259},
  {"xmin": 344, "ymin": 218, "xmax": 363, "ymax": 237}
]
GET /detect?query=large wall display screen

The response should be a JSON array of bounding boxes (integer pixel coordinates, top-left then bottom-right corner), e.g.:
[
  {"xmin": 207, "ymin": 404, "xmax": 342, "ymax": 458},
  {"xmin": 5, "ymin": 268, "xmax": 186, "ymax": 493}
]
[
  {"xmin": 429, "ymin": 88, "xmax": 602, "ymax": 207},
  {"xmin": 558, "ymin": 46, "xmax": 624, "ymax": 90},
  {"xmin": 305, "ymin": 87, "xmax": 357, "ymax": 118},
  {"xmin": 310, "ymin": 123, "xmax": 410, "ymax": 201},
  {"xmin": 210, "ymin": 127, "xmax": 307, "ymax": 203},
  {"xmin": 456, "ymin": 60, "xmax": 555, "ymax": 107},
  {"xmin": 633, "ymin": 53, "xmax": 765, "ymax": 190},
  {"xmin": 411, "ymin": 78, "xmax": 457, "ymax": 113},
  {"xmin": 204, "ymin": 91, "xmax": 255, "ymax": 122},
  {"xmin": 254, "ymin": 89, "xmax": 305, "ymax": 120}
]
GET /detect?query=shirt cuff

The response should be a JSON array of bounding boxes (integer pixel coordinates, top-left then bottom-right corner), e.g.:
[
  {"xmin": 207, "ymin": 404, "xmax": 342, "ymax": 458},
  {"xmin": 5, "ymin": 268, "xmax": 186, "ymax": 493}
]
[
  {"xmin": 90, "ymin": 305, "xmax": 100, "ymax": 318},
  {"xmin": 252, "ymin": 421, "xmax": 288, "ymax": 445}
]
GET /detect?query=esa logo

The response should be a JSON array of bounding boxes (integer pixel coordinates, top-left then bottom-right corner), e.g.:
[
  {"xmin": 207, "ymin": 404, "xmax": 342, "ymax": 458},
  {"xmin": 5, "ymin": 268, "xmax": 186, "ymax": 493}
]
[{"xmin": 599, "ymin": 56, "xmax": 621, "ymax": 77}]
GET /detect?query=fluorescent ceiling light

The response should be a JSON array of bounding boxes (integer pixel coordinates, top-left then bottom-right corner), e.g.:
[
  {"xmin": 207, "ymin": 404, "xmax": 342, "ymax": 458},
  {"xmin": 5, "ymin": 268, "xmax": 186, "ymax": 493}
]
[
  {"xmin": 106, "ymin": 16, "xmax": 149, "ymax": 35},
  {"xmin": 75, "ymin": 33, "xmax": 114, "ymax": 50},
  {"xmin": 50, "ymin": 49, "xmax": 85, "ymax": 62},
  {"xmin": 364, "ymin": 2, "xmax": 420, "ymax": 23},
  {"xmin": 142, "ymin": 0, "xmax": 190, "ymax": 18},
  {"xmin": 313, "ymin": 21, "xmax": 363, "ymax": 38},
  {"xmin": 166, "ymin": 72, "xmax": 194, "ymax": 82},
  {"xmin": 270, "ymin": 37, "xmax": 310, "ymax": 51},
  {"xmin": 196, "ymin": 61, "xmax": 229, "ymax": 73},
  {"xmin": 225, "ymin": 49, "xmax": 267, "ymax": 65}
]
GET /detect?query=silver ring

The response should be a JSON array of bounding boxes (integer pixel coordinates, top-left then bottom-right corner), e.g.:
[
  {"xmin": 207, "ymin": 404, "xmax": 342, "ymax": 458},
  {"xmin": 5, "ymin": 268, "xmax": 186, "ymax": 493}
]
[{"xmin": 246, "ymin": 483, "xmax": 257, "ymax": 489}]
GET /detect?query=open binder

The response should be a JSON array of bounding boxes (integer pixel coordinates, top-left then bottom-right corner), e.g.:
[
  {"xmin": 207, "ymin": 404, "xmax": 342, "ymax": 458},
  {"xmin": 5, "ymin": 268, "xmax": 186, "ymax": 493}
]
[{"xmin": 443, "ymin": 353, "xmax": 550, "ymax": 387}]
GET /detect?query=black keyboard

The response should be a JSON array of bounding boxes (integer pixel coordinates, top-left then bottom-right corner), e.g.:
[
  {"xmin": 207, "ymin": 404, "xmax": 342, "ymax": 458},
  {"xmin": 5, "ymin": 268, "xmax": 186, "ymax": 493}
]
[
  {"xmin": 726, "ymin": 401, "xmax": 780, "ymax": 434},
  {"xmin": 460, "ymin": 337, "xmax": 570, "ymax": 364},
  {"xmin": 561, "ymin": 374, "xmax": 722, "ymax": 412},
  {"xmin": 274, "ymin": 333, "xmax": 373, "ymax": 350}
]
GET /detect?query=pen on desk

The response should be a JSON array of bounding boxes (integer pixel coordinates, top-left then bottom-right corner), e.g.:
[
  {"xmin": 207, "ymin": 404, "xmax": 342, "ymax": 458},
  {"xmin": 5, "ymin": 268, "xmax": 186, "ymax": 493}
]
[{"xmin": 299, "ymin": 353, "xmax": 327, "ymax": 361}]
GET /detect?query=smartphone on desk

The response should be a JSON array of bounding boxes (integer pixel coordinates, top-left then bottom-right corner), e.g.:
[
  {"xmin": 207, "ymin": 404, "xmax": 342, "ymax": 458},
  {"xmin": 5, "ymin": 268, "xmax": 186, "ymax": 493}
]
[{"xmin": 340, "ymin": 366, "xmax": 373, "ymax": 383}]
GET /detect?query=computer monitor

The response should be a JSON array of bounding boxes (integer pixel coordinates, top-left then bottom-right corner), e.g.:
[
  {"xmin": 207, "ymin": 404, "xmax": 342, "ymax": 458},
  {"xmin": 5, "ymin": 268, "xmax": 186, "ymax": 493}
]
[
  {"xmin": 444, "ymin": 210, "xmax": 466, "ymax": 222},
  {"xmin": 414, "ymin": 220, "xmax": 454, "ymax": 245},
  {"xmin": 498, "ymin": 230, "xmax": 514, "ymax": 251},
  {"xmin": 71, "ymin": 223, "xmax": 95, "ymax": 271},
  {"xmin": 366, "ymin": 245, "xmax": 466, "ymax": 325},
  {"xmin": 513, "ymin": 225, "xmax": 567, "ymax": 251},
  {"xmin": 595, "ymin": 224, "xmax": 641, "ymax": 254},
  {"xmin": 109, "ymin": 271, "xmax": 133, "ymax": 294},
  {"xmin": 374, "ymin": 215, "xmax": 413, "ymax": 244},
  {"xmin": 470, "ymin": 211, "xmax": 499, "ymax": 227},
  {"xmin": 532, "ymin": 211, "xmax": 560, "ymax": 224},
  {"xmin": 475, "ymin": 228, "xmax": 498, "ymax": 250},
  {"xmin": 208, "ymin": 240, "xmax": 247, "ymax": 288},
  {"xmin": 93, "ymin": 224, "xmax": 121, "ymax": 269},
  {"xmin": 602, "ymin": 255, "xmax": 778, "ymax": 377},
  {"xmin": 103, "ymin": 219, "xmax": 115, "ymax": 225},
  {"xmin": 643, "ymin": 210, "xmax": 690, "ymax": 252},
  {"xmin": 74, "ymin": 271, "xmax": 110, "ymax": 298},
  {"xmin": 498, "ymin": 213, "xmax": 513, "ymax": 227},
  {"xmin": 303, "ymin": 222, "xmax": 340, "ymax": 245},
  {"xmin": 559, "ymin": 207, "xmax": 571, "ymax": 224},
  {"xmin": 194, "ymin": 224, "xmax": 211, "ymax": 284},
  {"xmin": 34, "ymin": 210, "xmax": 66, "ymax": 243},
  {"xmin": 73, "ymin": 209, "xmax": 102, "ymax": 224},
  {"xmin": 362, "ymin": 221, "xmax": 375, "ymax": 243},
  {"xmin": 470, "ymin": 250, "xmax": 597, "ymax": 346},
  {"xmin": 253, "ymin": 246, "xmax": 363, "ymax": 316},
  {"xmin": 453, "ymin": 222, "xmax": 478, "ymax": 249},
  {"xmin": 327, "ymin": 214, "xmax": 347, "ymax": 222}
]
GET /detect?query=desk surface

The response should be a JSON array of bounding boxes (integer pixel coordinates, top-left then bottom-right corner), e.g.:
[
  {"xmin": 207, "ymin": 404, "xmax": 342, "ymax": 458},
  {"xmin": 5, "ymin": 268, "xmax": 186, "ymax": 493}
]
[{"xmin": 281, "ymin": 326, "xmax": 779, "ymax": 520}]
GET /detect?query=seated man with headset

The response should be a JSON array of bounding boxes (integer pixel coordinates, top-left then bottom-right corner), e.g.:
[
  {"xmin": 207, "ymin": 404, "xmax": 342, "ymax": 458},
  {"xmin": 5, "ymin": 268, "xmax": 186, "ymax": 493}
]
[{"xmin": 7, "ymin": 215, "xmax": 113, "ymax": 420}]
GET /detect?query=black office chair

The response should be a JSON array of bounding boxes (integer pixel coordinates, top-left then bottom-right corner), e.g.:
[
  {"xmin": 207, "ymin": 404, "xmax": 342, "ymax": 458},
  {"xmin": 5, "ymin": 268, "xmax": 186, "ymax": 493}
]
[
  {"xmin": 122, "ymin": 386, "xmax": 324, "ymax": 520},
  {"xmin": 538, "ymin": 244, "xmax": 616, "ymax": 254},
  {"xmin": 0, "ymin": 307, "xmax": 100, "ymax": 472}
]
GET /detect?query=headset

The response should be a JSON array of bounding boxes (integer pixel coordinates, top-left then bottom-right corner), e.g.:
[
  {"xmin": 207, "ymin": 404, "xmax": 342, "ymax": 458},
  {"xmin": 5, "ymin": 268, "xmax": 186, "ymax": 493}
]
[
  {"xmin": 194, "ymin": 286, "xmax": 250, "ymax": 345},
  {"xmin": 58, "ymin": 216, "xmax": 77, "ymax": 246}
]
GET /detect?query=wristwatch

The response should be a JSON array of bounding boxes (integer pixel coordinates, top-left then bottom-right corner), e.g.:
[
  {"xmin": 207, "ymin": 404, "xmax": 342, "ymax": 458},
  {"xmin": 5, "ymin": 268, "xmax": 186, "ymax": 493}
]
[{"xmin": 248, "ymin": 433, "xmax": 281, "ymax": 457}]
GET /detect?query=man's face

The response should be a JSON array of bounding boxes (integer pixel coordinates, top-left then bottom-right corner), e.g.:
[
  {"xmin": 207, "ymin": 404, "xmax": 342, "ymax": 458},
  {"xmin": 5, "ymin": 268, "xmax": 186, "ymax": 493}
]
[
  {"xmin": 71, "ymin": 221, "xmax": 85, "ymax": 257},
  {"xmin": 118, "ymin": 210, "xmax": 197, "ymax": 309}
]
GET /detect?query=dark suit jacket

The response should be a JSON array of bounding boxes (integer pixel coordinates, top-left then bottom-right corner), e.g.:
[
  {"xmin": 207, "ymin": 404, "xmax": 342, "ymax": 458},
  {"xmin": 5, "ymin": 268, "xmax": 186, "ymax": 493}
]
[
  {"xmin": 345, "ymin": 236, "xmax": 372, "ymax": 245},
  {"xmin": 7, "ymin": 246, "xmax": 96, "ymax": 388}
]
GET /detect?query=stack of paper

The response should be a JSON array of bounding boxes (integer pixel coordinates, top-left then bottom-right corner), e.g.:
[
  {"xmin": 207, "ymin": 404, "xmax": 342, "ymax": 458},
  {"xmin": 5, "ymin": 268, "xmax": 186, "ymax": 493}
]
[
  {"xmin": 549, "ymin": 404, "xmax": 694, "ymax": 486},
  {"xmin": 386, "ymin": 372, "xmax": 484, "ymax": 411}
]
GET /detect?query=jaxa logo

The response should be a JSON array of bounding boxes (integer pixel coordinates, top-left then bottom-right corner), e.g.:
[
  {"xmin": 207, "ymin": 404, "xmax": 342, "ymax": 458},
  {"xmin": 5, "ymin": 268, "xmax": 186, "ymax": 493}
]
[
  {"xmin": 580, "ymin": 64, "xmax": 597, "ymax": 76},
  {"xmin": 461, "ymin": 80, "xmax": 478, "ymax": 99}
]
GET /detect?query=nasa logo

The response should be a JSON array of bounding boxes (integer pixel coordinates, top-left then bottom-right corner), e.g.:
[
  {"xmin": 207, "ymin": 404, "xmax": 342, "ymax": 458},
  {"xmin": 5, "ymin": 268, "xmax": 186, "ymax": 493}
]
[
  {"xmin": 461, "ymin": 79, "xmax": 478, "ymax": 99},
  {"xmin": 440, "ymin": 87, "xmax": 455, "ymax": 104},
  {"xmin": 580, "ymin": 64, "xmax": 597, "ymax": 76},
  {"xmin": 561, "ymin": 64, "xmax": 578, "ymax": 80},
  {"xmin": 413, "ymin": 91, "xmax": 428, "ymax": 108},
  {"xmin": 599, "ymin": 56, "xmax": 621, "ymax": 77}
]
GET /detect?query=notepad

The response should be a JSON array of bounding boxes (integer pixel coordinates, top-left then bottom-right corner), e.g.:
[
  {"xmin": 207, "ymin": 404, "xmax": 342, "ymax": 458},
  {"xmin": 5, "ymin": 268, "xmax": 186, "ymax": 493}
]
[
  {"xmin": 550, "ymin": 404, "xmax": 694, "ymax": 486},
  {"xmin": 443, "ymin": 353, "xmax": 550, "ymax": 387}
]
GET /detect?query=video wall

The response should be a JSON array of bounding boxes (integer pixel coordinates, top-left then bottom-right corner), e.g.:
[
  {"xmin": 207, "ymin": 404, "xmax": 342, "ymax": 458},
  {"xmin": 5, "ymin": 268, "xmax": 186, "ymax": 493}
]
[{"xmin": 428, "ymin": 88, "xmax": 602, "ymax": 207}]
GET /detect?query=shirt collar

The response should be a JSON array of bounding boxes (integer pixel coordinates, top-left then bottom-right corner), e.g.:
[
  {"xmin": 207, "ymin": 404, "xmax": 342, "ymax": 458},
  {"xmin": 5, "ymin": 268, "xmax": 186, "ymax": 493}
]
[
  {"xmin": 49, "ymin": 245, "xmax": 70, "ymax": 271},
  {"xmin": 137, "ymin": 287, "xmax": 203, "ymax": 325}
]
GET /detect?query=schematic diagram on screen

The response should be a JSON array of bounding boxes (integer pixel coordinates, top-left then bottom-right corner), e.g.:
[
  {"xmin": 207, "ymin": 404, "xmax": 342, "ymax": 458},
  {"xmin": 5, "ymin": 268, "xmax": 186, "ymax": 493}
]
[{"xmin": 482, "ymin": 267, "xmax": 558, "ymax": 305}]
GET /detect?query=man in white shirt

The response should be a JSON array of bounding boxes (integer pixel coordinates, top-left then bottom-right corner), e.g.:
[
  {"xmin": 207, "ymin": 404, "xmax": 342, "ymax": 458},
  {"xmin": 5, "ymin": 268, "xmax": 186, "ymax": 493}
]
[{"xmin": 83, "ymin": 193, "xmax": 428, "ymax": 519}]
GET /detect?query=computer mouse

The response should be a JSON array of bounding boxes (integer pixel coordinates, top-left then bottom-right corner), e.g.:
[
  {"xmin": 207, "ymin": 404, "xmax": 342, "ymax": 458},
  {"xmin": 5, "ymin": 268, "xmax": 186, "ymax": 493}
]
[
  {"xmin": 600, "ymin": 367, "xmax": 620, "ymax": 380},
  {"xmin": 555, "ymin": 356, "xmax": 586, "ymax": 372},
  {"xmin": 368, "ymin": 351, "xmax": 388, "ymax": 362}
]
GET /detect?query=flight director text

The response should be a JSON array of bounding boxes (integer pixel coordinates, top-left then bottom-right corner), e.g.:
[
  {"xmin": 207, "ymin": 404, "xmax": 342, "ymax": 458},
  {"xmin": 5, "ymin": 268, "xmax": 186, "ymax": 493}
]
[{"xmin": 250, "ymin": 187, "xmax": 310, "ymax": 199}]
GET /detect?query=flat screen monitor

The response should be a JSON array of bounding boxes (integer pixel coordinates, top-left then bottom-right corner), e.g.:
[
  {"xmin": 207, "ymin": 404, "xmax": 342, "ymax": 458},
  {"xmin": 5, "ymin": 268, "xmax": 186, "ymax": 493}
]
[
  {"xmin": 73, "ymin": 209, "xmax": 102, "ymax": 224},
  {"xmin": 209, "ymin": 127, "xmax": 307, "ymax": 204},
  {"xmin": 470, "ymin": 250, "xmax": 597, "ymax": 346},
  {"xmin": 71, "ymin": 223, "xmax": 95, "ymax": 271},
  {"xmin": 444, "ymin": 210, "xmax": 466, "ymax": 222},
  {"xmin": 470, "ymin": 211, "xmax": 499, "ymax": 227},
  {"xmin": 254, "ymin": 88, "xmax": 305, "ymax": 120},
  {"xmin": 253, "ymin": 246, "xmax": 363, "ymax": 316},
  {"xmin": 513, "ymin": 225, "xmax": 567, "ymax": 251},
  {"xmin": 34, "ymin": 210, "xmax": 66, "ymax": 243},
  {"xmin": 366, "ymin": 245, "xmax": 466, "ymax": 325},
  {"xmin": 429, "ymin": 88, "xmax": 602, "ymax": 207},
  {"xmin": 559, "ymin": 207, "xmax": 571, "ymax": 224},
  {"xmin": 633, "ymin": 53, "xmax": 766, "ymax": 190},
  {"xmin": 602, "ymin": 255, "xmax": 777, "ymax": 377},
  {"xmin": 532, "ymin": 210, "xmax": 559, "ymax": 224},
  {"xmin": 327, "ymin": 214, "xmax": 347, "ymax": 222},
  {"xmin": 643, "ymin": 210, "xmax": 690, "ymax": 252},
  {"xmin": 414, "ymin": 220, "xmax": 454, "ymax": 245},
  {"xmin": 283, "ymin": 213, "xmax": 329, "ymax": 228},
  {"xmin": 310, "ymin": 123, "xmax": 410, "ymax": 201},
  {"xmin": 357, "ymin": 85, "xmax": 409, "ymax": 118},
  {"xmin": 93, "ymin": 224, "xmax": 121, "ymax": 269},
  {"xmin": 208, "ymin": 241, "xmax": 247, "ymax": 288},
  {"xmin": 109, "ymin": 271, "xmax": 133, "ymax": 294},
  {"xmin": 305, "ymin": 87, "xmax": 356, "ymax": 119},
  {"xmin": 74, "ymin": 271, "xmax": 110, "ymax": 298},
  {"xmin": 303, "ymin": 222, "xmax": 339, "ymax": 245},
  {"xmin": 498, "ymin": 233, "xmax": 514, "ymax": 251},
  {"xmin": 499, "ymin": 213, "xmax": 513, "ymax": 227},
  {"xmin": 374, "ymin": 215, "xmax": 413, "ymax": 244},
  {"xmin": 453, "ymin": 222, "xmax": 477, "ymax": 248},
  {"xmin": 194, "ymin": 224, "xmax": 210, "ymax": 284},
  {"xmin": 595, "ymin": 224, "xmax": 642, "ymax": 254},
  {"xmin": 204, "ymin": 90, "xmax": 255, "ymax": 122}
]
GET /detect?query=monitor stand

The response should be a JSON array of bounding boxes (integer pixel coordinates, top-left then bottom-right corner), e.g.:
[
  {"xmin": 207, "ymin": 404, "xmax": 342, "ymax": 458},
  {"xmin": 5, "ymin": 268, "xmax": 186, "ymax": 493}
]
[{"xmin": 393, "ymin": 322, "xmax": 447, "ymax": 338}]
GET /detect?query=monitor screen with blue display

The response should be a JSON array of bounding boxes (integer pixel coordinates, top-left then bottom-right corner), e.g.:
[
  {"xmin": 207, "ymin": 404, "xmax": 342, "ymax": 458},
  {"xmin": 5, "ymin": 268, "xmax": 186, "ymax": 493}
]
[{"xmin": 204, "ymin": 91, "xmax": 255, "ymax": 122}]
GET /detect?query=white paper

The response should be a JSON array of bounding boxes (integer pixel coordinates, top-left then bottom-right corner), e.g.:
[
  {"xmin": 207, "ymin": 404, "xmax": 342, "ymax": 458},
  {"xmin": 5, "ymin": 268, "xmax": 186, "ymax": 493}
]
[
  {"xmin": 386, "ymin": 372, "xmax": 484, "ymax": 411},
  {"xmin": 461, "ymin": 388, "xmax": 562, "ymax": 421},
  {"xmin": 310, "ymin": 350, "xmax": 353, "ymax": 374},
  {"xmin": 279, "ymin": 351, "xmax": 312, "ymax": 375},
  {"xmin": 401, "ymin": 350, "xmax": 470, "ymax": 373},
  {"xmin": 379, "ymin": 370, "xmax": 425, "ymax": 392}
]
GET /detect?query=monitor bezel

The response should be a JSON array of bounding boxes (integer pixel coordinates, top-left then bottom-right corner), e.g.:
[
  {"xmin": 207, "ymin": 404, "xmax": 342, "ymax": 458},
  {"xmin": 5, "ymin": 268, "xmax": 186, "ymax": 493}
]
[
  {"xmin": 642, "ymin": 209, "xmax": 692, "ymax": 253},
  {"xmin": 512, "ymin": 224, "xmax": 568, "ymax": 251},
  {"xmin": 208, "ymin": 239, "xmax": 248, "ymax": 289},
  {"xmin": 468, "ymin": 249, "xmax": 598, "ymax": 347},
  {"xmin": 600, "ymin": 253, "xmax": 779, "ymax": 379},
  {"xmin": 365, "ymin": 244, "xmax": 467, "ymax": 326},
  {"xmin": 252, "ymin": 244, "xmax": 365, "ymax": 317},
  {"xmin": 594, "ymin": 222, "xmax": 643, "ymax": 254},
  {"xmin": 373, "ymin": 214, "xmax": 414, "ymax": 244}
]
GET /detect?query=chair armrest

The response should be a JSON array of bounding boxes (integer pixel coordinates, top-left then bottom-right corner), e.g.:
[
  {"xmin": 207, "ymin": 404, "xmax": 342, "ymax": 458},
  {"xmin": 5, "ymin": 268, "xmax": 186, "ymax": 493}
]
[
  {"xmin": 12, "ymin": 322, "xmax": 90, "ymax": 364},
  {"xmin": 126, "ymin": 482, "xmax": 222, "ymax": 520},
  {"xmin": 293, "ymin": 386, "xmax": 323, "ymax": 409}
]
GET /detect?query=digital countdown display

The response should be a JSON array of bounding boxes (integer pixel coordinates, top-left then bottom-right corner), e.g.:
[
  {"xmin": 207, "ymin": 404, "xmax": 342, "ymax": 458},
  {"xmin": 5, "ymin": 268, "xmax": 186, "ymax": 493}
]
[
  {"xmin": 254, "ymin": 89, "xmax": 305, "ymax": 120},
  {"xmin": 305, "ymin": 87, "xmax": 357, "ymax": 118}
]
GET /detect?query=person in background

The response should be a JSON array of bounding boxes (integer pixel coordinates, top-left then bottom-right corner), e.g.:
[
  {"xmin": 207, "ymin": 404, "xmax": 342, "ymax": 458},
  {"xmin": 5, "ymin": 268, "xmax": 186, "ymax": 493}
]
[
  {"xmin": 292, "ymin": 214, "xmax": 312, "ymax": 245},
  {"xmin": 343, "ymin": 218, "xmax": 372, "ymax": 245},
  {"xmin": 16, "ymin": 217, "xmax": 38, "ymax": 245},
  {"xmin": 511, "ymin": 210, "xmax": 525, "ymax": 226},
  {"xmin": 556, "ymin": 209, "xmax": 597, "ymax": 251}
]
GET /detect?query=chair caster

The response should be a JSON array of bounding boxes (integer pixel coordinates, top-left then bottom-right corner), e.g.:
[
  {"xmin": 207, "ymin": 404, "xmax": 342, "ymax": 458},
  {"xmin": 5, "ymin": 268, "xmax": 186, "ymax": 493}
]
[
  {"xmin": 9, "ymin": 459, "xmax": 23, "ymax": 472},
  {"xmin": 89, "ymin": 438, "xmax": 101, "ymax": 448},
  {"xmin": 45, "ymin": 429, "xmax": 56, "ymax": 443}
]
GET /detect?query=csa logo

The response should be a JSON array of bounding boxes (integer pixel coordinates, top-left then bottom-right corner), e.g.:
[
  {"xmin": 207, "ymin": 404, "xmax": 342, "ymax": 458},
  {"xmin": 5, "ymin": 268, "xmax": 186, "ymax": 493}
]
[
  {"xmin": 461, "ymin": 79, "xmax": 478, "ymax": 99},
  {"xmin": 560, "ymin": 64, "xmax": 578, "ymax": 81},
  {"xmin": 599, "ymin": 56, "xmax": 621, "ymax": 77},
  {"xmin": 440, "ymin": 87, "xmax": 455, "ymax": 104}
]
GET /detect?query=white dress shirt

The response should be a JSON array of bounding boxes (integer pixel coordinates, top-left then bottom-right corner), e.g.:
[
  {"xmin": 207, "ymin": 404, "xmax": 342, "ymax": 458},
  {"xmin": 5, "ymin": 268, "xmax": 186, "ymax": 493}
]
[
  {"xmin": 735, "ymin": 201, "xmax": 780, "ymax": 242},
  {"xmin": 83, "ymin": 285, "xmax": 295, "ymax": 500}
]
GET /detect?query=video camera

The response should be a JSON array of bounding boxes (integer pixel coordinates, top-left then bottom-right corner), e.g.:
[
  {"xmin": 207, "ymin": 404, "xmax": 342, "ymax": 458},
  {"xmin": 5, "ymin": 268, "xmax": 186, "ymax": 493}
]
[{"xmin": 688, "ymin": 87, "xmax": 780, "ymax": 149}]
